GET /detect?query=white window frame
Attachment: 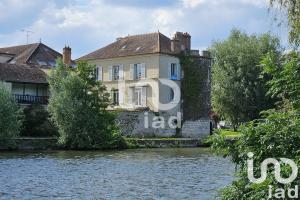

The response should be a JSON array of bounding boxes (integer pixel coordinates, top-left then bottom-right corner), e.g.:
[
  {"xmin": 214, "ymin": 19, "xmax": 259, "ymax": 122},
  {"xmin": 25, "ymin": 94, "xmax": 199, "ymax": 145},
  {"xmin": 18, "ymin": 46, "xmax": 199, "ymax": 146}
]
[
  {"xmin": 112, "ymin": 66, "xmax": 119, "ymax": 80},
  {"xmin": 95, "ymin": 66, "xmax": 102, "ymax": 81},
  {"xmin": 111, "ymin": 89, "xmax": 119, "ymax": 105},
  {"xmin": 134, "ymin": 64, "xmax": 142, "ymax": 80},
  {"xmin": 130, "ymin": 63, "xmax": 146, "ymax": 80},
  {"xmin": 134, "ymin": 87, "xmax": 142, "ymax": 106},
  {"xmin": 132, "ymin": 87, "xmax": 146, "ymax": 107}
]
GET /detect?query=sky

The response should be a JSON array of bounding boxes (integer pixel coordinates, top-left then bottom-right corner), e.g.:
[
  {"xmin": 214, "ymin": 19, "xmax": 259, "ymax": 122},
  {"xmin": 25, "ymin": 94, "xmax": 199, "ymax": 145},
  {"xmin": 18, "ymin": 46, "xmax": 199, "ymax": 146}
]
[{"xmin": 0, "ymin": 0, "xmax": 289, "ymax": 59}]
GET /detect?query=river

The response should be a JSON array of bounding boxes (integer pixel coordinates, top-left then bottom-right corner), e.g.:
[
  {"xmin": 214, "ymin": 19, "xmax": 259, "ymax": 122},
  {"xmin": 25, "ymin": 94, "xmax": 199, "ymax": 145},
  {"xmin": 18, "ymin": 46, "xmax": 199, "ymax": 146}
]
[{"xmin": 0, "ymin": 148, "xmax": 235, "ymax": 200}]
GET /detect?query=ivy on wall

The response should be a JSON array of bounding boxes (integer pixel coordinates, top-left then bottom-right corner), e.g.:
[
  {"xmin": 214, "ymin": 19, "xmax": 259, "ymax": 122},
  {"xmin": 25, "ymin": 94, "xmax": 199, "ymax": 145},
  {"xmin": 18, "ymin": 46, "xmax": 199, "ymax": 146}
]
[{"xmin": 179, "ymin": 53, "xmax": 211, "ymax": 120}]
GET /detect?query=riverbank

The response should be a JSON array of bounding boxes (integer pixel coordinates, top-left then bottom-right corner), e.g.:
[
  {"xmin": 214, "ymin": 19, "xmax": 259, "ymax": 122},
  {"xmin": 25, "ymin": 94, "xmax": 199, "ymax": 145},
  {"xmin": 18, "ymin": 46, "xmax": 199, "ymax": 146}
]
[{"xmin": 1, "ymin": 137, "xmax": 211, "ymax": 150}]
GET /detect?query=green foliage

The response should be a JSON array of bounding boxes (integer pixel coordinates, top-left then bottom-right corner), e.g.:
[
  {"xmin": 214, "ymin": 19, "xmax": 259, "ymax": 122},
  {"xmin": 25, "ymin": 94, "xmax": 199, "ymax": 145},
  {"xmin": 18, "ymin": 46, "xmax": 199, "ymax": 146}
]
[
  {"xmin": 211, "ymin": 51, "xmax": 300, "ymax": 199},
  {"xmin": 20, "ymin": 103, "xmax": 58, "ymax": 137},
  {"xmin": 210, "ymin": 29, "xmax": 281, "ymax": 129},
  {"xmin": 261, "ymin": 51, "xmax": 300, "ymax": 110},
  {"xmin": 211, "ymin": 110, "xmax": 300, "ymax": 199},
  {"xmin": 0, "ymin": 83, "xmax": 22, "ymax": 148},
  {"xmin": 270, "ymin": 0, "xmax": 300, "ymax": 46},
  {"xmin": 180, "ymin": 53, "xmax": 210, "ymax": 120},
  {"xmin": 48, "ymin": 59, "xmax": 122, "ymax": 150}
]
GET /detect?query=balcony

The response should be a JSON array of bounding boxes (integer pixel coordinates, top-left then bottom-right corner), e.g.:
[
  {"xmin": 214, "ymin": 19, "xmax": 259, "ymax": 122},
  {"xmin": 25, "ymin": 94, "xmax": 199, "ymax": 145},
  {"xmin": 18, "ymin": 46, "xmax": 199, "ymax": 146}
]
[{"xmin": 14, "ymin": 94, "xmax": 49, "ymax": 105}]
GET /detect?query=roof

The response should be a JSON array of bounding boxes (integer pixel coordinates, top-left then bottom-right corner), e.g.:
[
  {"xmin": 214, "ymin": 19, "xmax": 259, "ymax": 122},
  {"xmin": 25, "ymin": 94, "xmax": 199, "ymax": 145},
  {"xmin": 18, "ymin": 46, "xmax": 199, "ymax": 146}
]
[
  {"xmin": 0, "ymin": 43, "xmax": 64, "ymax": 67},
  {"xmin": 78, "ymin": 32, "xmax": 173, "ymax": 60},
  {"xmin": 0, "ymin": 63, "xmax": 48, "ymax": 84}
]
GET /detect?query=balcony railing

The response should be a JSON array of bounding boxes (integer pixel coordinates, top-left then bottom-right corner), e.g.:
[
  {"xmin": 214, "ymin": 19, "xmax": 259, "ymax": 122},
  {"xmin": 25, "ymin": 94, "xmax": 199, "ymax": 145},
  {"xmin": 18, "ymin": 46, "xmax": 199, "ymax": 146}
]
[{"xmin": 14, "ymin": 94, "xmax": 49, "ymax": 105}]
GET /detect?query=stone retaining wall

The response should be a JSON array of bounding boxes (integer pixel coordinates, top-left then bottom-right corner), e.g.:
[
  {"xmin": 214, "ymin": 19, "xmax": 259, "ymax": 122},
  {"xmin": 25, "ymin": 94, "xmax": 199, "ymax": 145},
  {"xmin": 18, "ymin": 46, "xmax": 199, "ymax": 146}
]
[
  {"xmin": 116, "ymin": 110, "xmax": 177, "ymax": 137},
  {"xmin": 181, "ymin": 119, "xmax": 211, "ymax": 138}
]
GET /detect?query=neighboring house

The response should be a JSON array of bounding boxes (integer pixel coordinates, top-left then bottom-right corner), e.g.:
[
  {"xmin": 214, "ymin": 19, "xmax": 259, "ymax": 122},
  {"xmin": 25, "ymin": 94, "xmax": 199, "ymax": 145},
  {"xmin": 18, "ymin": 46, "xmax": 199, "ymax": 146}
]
[
  {"xmin": 0, "ymin": 43, "xmax": 72, "ymax": 105},
  {"xmin": 0, "ymin": 63, "xmax": 49, "ymax": 104},
  {"xmin": 78, "ymin": 31, "xmax": 211, "ymax": 137}
]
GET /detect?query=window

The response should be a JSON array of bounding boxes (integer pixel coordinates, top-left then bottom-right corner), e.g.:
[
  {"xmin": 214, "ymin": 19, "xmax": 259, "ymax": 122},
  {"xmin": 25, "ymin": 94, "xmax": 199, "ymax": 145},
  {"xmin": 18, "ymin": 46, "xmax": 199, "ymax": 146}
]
[
  {"xmin": 134, "ymin": 64, "xmax": 142, "ymax": 80},
  {"xmin": 94, "ymin": 66, "xmax": 102, "ymax": 81},
  {"xmin": 171, "ymin": 63, "xmax": 178, "ymax": 79},
  {"xmin": 109, "ymin": 65, "xmax": 123, "ymax": 81},
  {"xmin": 169, "ymin": 88, "xmax": 174, "ymax": 102},
  {"xmin": 131, "ymin": 87, "xmax": 146, "ymax": 107},
  {"xmin": 112, "ymin": 66, "xmax": 119, "ymax": 80},
  {"xmin": 111, "ymin": 89, "xmax": 119, "ymax": 105},
  {"xmin": 95, "ymin": 67, "xmax": 99, "ymax": 80},
  {"xmin": 134, "ymin": 88, "xmax": 142, "ymax": 106},
  {"xmin": 130, "ymin": 63, "xmax": 145, "ymax": 80}
]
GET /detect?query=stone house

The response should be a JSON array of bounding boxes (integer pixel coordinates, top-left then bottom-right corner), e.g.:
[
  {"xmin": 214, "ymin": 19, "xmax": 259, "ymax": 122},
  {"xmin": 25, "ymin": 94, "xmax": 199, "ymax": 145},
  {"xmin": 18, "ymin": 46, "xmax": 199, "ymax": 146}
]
[{"xmin": 78, "ymin": 32, "xmax": 211, "ymax": 138}]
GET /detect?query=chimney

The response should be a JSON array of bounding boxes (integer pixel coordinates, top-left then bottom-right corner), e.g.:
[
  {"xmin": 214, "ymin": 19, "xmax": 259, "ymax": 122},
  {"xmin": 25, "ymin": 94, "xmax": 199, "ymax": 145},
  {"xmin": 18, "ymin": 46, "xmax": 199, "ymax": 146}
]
[
  {"xmin": 63, "ymin": 45, "xmax": 71, "ymax": 66},
  {"xmin": 183, "ymin": 32, "xmax": 191, "ymax": 50},
  {"xmin": 171, "ymin": 38, "xmax": 180, "ymax": 53},
  {"xmin": 171, "ymin": 32, "xmax": 191, "ymax": 53}
]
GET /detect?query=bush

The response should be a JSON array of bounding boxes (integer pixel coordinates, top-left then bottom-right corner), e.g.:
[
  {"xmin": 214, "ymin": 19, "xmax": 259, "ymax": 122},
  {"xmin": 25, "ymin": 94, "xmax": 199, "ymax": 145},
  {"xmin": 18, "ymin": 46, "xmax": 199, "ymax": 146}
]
[
  {"xmin": 0, "ymin": 83, "xmax": 22, "ymax": 148},
  {"xmin": 210, "ymin": 110, "xmax": 300, "ymax": 199},
  {"xmin": 20, "ymin": 103, "xmax": 58, "ymax": 137},
  {"xmin": 210, "ymin": 47, "xmax": 300, "ymax": 200},
  {"xmin": 48, "ymin": 60, "xmax": 122, "ymax": 150}
]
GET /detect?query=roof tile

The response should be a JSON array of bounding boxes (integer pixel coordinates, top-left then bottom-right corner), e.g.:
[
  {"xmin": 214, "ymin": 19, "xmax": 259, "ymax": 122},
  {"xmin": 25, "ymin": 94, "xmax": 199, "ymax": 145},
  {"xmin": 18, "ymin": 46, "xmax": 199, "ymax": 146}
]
[{"xmin": 78, "ymin": 32, "xmax": 173, "ymax": 60}]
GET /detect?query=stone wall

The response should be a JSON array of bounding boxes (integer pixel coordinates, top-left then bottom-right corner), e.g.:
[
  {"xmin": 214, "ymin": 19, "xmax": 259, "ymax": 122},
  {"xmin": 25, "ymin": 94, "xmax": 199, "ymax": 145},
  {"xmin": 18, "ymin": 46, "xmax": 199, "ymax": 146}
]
[
  {"xmin": 181, "ymin": 119, "xmax": 211, "ymax": 138},
  {"xmin": 116, "ymin": 110, "xmax": 177, "ymax": 138}
]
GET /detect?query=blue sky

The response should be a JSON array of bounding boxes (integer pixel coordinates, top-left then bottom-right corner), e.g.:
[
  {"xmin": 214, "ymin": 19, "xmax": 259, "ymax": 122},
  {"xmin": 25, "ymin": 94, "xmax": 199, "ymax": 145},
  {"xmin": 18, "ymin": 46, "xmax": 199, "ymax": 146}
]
[{"xmin": 0, "ymin": 0, "xmax": 288, "ymax": 58}]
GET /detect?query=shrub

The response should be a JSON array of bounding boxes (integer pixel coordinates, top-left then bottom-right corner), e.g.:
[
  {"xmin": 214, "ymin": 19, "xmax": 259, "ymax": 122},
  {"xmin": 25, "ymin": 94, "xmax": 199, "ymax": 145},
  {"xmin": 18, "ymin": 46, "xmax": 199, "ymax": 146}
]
[
  {"xmin": 210, "ymin": 110, "xmax": 300, "ymax": 199},
  {"xmin": 20, "ymin": 103, "xmax": 58, "ymax": 137},
  {"xmin": 0, "ymin": 83, "xmax": 22, "ymax": 148}
]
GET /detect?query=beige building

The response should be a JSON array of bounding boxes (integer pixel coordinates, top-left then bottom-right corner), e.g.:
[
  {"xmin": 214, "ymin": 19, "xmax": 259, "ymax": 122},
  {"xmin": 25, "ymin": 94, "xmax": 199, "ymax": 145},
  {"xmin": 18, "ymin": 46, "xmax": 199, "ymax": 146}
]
[
  {"xmin": 78, "ymin": 32, "xmax": 187, "ymax": 115},
  {"xmin": 79, "ymin": 31, "xmax": 211, "ymax": 137}
]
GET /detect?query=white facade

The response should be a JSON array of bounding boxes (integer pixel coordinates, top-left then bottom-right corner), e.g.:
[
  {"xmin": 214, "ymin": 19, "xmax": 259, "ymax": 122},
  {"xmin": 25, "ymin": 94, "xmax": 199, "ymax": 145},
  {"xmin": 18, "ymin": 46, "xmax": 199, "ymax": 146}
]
[{"xmin": 88, "ymin": 53, "xmax": 182, "ymax": 114}]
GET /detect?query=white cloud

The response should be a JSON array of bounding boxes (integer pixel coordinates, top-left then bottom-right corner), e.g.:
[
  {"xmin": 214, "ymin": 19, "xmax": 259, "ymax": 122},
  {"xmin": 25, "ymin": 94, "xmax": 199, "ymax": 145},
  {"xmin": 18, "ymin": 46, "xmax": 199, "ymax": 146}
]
[
  {"xmin": 240, "ymin": 0, "xmax": 268, "ymax": 8},
  {"xmin": 0, "ymin": 0, "xmax": 283, "ymax": 58},
  {"xmin": 181, "ymin": 0, "xmax": 268, "ymax": 8},
  {"xmin": 181, "ymin": 0, "xmax": 207, "ymax": 8}
]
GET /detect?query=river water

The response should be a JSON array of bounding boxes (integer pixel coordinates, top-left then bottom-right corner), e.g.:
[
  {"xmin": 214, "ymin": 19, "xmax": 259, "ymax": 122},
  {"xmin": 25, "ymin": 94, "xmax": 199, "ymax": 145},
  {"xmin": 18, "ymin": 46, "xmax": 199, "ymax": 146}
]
[{"xmin": 0, "ymin": 148, "xmax": 235, "ymax": 200}]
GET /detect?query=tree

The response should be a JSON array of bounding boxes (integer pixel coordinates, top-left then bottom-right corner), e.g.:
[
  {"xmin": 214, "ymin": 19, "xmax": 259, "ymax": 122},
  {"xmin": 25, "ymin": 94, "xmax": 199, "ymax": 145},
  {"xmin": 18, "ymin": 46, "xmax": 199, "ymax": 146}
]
[
  {"xmin": 0, "ymin": 82, "xmax": 21, "ymax": 148},
  {"xmin": 210, "ymin": 29, "xmax": 281, "ymax": 129},
  {"xmin": 270, "ymin": 0, "xmax": 300, "ymax": 46},
  {"xmin": 261, "ymin": 50, "xmax": 300, "ymax": 110},
  {"xmin": 48, "ymin": 60, "xmax": 124, "ymax": 149},
  {"xmin": 210, "ymin": 47, "xmax": 300, "ymax": 200},
  {"xmin": 20, "ymin": 103, "xmax": 58, "ymax": 137},
  {"xmin": 210, "ymin": 110, "xmax": 300, "ymax": 200}
]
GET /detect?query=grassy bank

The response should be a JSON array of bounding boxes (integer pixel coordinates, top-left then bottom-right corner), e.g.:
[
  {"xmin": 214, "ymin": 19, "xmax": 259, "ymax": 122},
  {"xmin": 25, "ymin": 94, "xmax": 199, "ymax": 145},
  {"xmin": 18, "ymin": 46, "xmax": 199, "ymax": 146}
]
[{"xmin": 219, "ymin": 130, "xmax": 241, "ymax": 139}]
